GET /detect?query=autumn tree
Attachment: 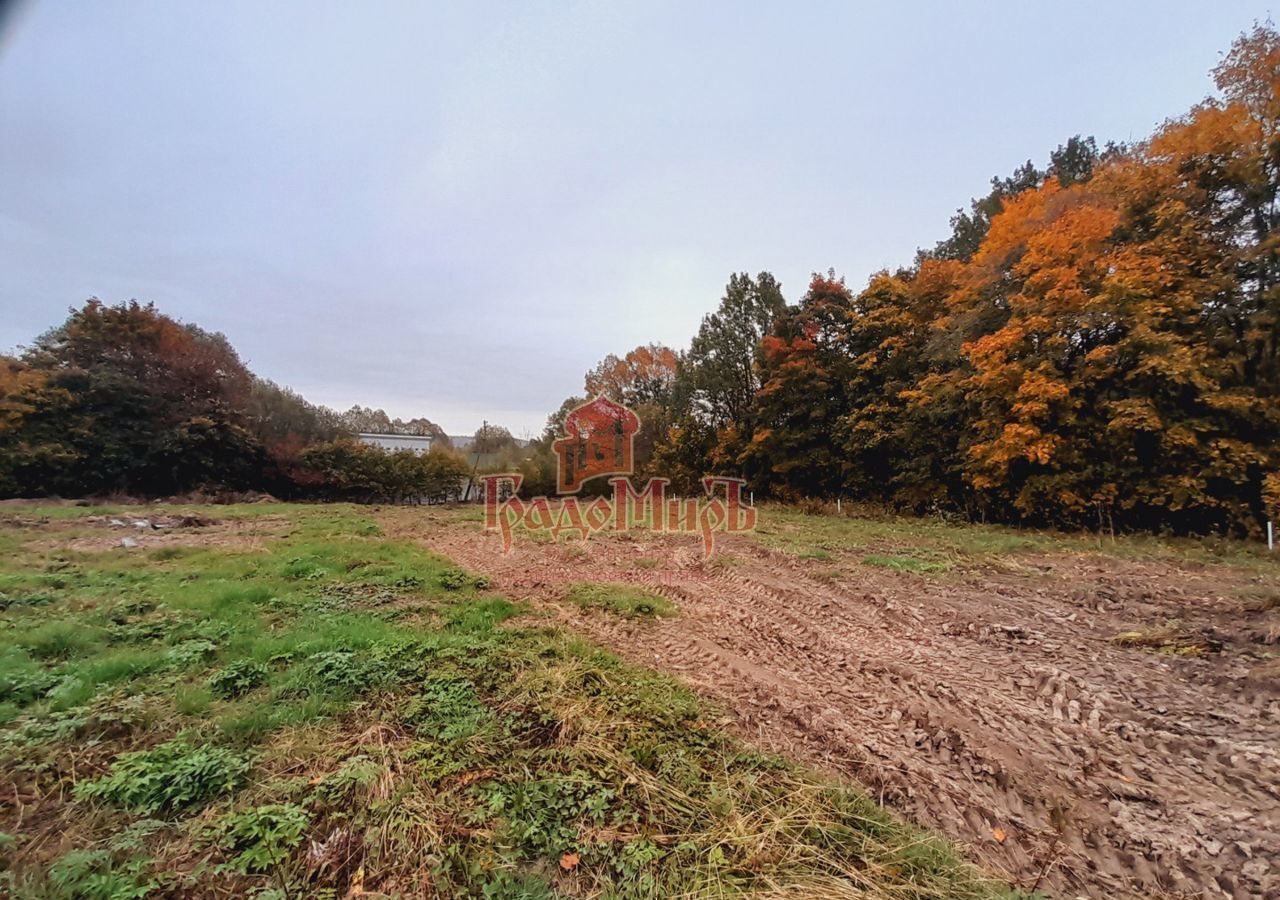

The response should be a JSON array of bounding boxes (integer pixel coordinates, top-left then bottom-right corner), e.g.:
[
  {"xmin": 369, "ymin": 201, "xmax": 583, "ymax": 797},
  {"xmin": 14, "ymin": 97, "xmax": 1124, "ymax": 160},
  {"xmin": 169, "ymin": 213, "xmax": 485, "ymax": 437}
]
[
  {"xmin": 1, "ymin": 300, "xmax": 266, "ymax": 496},
  {"xmin": 739, "ymin": 272, "xmax": 856, "ymax": 496},
  {"xmin": 584, "ymin": 343, "xmax": 678, "ymax": 408},
  {"xmin": 334, "ymin": 405, "xmax": 450, "ymax": 445}
]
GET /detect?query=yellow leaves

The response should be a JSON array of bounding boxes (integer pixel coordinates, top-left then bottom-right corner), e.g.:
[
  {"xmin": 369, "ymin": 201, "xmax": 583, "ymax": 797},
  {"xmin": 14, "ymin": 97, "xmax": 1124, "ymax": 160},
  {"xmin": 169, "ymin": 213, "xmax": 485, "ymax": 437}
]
[
  {"xmin": 1263, "ymin": 472, "xmax": 1280, "ymax": 520},
  {"xmin": 969, "ymin": 423, "xmax": 1061, "ymax": 485},
  {"xmin": 1104, "ymin": 399, "xmax": 1164, "ymax": 434}
]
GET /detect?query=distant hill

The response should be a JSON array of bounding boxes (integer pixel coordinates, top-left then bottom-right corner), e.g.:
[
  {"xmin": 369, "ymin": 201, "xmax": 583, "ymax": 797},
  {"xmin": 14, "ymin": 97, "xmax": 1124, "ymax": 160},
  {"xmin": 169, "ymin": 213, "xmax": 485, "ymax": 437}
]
[{"xmin": 450, "ymin": 435, "xmax": 532, "ymax": 451}]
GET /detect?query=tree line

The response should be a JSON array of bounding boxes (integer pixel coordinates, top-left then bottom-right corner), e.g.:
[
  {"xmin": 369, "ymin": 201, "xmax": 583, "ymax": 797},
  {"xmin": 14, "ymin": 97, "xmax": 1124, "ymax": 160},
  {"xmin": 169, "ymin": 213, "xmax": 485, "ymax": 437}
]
[
  {"xmin": 0, "ymin": 300, "xmax": 471, "ymax": 501},
  {"xmin": 522, "ymin": 25, "xmax": 1280, "ymax": 536}
]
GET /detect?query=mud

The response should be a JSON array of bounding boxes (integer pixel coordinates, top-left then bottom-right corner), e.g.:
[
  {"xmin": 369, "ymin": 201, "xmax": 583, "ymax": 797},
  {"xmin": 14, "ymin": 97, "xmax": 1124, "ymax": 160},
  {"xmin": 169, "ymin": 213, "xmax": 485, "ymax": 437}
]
[{"xmin": 392, "ymin": 513, "xmax": 1280, "ymax": 899}]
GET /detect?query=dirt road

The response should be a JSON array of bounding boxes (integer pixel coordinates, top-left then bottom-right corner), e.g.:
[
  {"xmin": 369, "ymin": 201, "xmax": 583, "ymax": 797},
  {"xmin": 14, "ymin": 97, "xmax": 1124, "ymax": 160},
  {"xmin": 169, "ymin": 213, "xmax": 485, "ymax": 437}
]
[{"xmin": 389, "ymin": 512, "xmax": 1279, "ymax": 898}]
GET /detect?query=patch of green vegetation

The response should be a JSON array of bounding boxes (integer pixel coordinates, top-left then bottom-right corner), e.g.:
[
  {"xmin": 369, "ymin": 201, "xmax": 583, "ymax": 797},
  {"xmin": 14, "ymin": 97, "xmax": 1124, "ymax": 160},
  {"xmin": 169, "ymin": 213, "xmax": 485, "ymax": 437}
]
[
  {"xmin": 799, "ymin": 547, "xmax": 835, "ymax": 561},
  {"xmin": 753, "ymin": 503, "xmax": 1280, "ymax": 573},
  {"xmin": 0, "ymin": 503, "xmax": 1006, "ymax": 899},
  {"xmin": 75, "ymin": 740, "xmax": 249, "ymax": 814},
  {"xmin": 207, "ymin": 658, "xmax": 269, "ymax": 699},
  {"xmin": 565, "ymin": 582, "xmax": 677, "ymax": 619},
  {"xmin": 44, "ymin": 848, "xmax": 157, "ymax": 900},
  {"xmin": 214, "ymin": 803, "xmax": 309, "ymax": 873},
  {"xmin": 864, "ymin": 554, "xmax": 950, "ymax": 574}
]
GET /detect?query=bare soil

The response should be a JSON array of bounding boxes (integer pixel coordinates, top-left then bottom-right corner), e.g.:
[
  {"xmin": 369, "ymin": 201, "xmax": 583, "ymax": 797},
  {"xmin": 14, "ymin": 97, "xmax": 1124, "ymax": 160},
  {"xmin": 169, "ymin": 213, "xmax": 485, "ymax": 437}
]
[
  {"xmin": 5, "ymin": 512, "xmax": 290, "ymax": 553},
  {"xmin": 387, "ymin": 511, "xmax": 1280, "ymax": 899}
]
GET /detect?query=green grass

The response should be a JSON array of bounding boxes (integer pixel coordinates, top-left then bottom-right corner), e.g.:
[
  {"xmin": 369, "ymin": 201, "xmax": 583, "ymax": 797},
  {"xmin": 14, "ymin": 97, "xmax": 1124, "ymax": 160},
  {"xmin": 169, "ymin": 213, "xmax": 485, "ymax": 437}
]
[
  {"xmin": 565, "ymin": 582, "xmax": 678, "ymax": 619},
  {"xmin": 0, "ymin": 502, "xmax": 1011, "ymax": 899},
  {"xmin": 863, "ymin": 555, "xmax": 950, "ymax": 575},
  {"xmin": 752, "ymin": 503, "xmax": 1280, "ymax": 574}
]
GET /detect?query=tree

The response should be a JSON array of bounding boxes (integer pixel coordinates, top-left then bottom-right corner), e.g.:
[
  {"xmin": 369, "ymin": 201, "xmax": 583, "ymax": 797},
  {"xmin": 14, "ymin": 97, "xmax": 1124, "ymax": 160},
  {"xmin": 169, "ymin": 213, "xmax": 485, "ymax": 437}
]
[
  {"xmin": 743, "ymin": 272, "xmax": 855, "ymax": 497},
  {"xmin": 25, "ymin": 299, "xmax": 252, "ymax": 416},
  {"xmin": 679, "ymin": 272, "xmax": 787, "ymax": 429},
  {"xmin": 2, "ymin": 300, "xmax": 267, "ymax": 497},
  {"xmin": 924, "ymin": 160, "xmax": 1043, "ymax": 262},
  {"xmin": 584, "ymin": 343, "xmax": 679, "ymax": 407},
  {"xmin": 246, "ymin": 378, "xmax": 341, "ymax": 466},
  {"xmin": 472, "ymin": 423, "xmax": 518, "ymax": 455},
  {"xmin": 334, "ymin": 405, "xmax": 450, "ymax": 446}
]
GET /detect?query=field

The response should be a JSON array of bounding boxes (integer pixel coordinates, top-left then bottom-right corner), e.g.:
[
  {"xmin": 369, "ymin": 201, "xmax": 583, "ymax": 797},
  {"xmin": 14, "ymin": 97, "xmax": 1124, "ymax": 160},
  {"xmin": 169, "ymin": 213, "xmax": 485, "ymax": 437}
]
[
  {"xmin": 396, "ymin": 505, "xmax": 1280, "ymax": 899},
  {"xmin": 0, "ymin": 503, "xmax": 1276, "ymax": 898},
  {"xmin": 0, "ymin": 503, "xmax": 1006, "ymax": 900}
]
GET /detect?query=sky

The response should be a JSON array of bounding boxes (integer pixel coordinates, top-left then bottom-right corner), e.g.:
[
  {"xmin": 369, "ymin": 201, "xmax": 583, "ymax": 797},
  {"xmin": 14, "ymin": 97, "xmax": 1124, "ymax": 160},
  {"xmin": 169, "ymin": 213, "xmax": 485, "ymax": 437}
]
[{"xmin": 0, "ymin": 1, "xmax": 1272, "ymax": 436}]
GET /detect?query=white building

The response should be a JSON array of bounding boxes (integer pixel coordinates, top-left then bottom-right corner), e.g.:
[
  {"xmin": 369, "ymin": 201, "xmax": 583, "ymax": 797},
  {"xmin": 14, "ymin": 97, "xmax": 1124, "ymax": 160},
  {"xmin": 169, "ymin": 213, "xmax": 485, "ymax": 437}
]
[{"xmin": 356, "ymin": 432, "xmax": 434, "ymax": 454}]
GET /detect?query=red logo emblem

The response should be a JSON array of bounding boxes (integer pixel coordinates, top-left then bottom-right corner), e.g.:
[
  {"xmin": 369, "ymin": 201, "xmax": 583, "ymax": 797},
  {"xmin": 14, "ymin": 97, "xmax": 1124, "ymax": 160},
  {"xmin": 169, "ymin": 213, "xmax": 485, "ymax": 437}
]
[{"xmin": 551, "ymin": 396, "xmax": 640, "ymax": 494}]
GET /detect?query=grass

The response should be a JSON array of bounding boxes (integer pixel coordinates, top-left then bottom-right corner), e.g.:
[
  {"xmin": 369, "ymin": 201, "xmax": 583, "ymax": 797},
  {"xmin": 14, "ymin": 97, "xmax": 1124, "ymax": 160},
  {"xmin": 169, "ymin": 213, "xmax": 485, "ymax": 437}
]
[
  {"xmin": 565, "ymin": 582, "xmax": 678, "ymax": 619},
  {"xmin": 0, "ymin": 502, "xmax": 1014, "ymax": 899},
  {"xmin": 863, "ymin": 555, "xmax": 949, "ymax": 575},
  {"xmin": 751, "ymin": 503, "xmax": 1280, "ymax": 574}
]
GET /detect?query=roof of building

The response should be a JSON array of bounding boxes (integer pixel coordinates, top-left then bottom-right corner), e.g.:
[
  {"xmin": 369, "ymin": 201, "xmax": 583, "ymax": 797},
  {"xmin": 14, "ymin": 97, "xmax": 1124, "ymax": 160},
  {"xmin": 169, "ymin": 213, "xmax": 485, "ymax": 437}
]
[{"xmin": 356, "ymin": 432, "xmax": 433, "ymax": 440}]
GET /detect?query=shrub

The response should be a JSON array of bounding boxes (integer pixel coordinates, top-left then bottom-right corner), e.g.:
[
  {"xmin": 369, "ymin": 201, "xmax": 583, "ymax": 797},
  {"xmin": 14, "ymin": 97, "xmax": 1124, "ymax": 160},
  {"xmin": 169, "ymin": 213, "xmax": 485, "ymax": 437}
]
[{"xmin": 75, "ymin": 741, "xmax": 248, "ymax": 814}]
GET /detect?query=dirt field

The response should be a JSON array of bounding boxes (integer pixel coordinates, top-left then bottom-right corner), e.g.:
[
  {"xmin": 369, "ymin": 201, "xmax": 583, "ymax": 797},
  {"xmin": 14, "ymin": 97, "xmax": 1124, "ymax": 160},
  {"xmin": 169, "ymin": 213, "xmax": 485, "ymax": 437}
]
[{"xmin": 385, "ymin": 508, "xmax": 1280, "ymax": 899}]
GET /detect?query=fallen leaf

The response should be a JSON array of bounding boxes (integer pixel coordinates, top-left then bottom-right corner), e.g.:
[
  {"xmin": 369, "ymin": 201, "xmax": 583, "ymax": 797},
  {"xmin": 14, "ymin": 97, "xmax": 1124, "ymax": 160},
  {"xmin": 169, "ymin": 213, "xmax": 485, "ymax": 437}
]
[
  {"xmin": 560, "ymin": 852, "xmax": 580, "ymax": 871},
  {"xmin": 992, "ymin": 827, "xmax": 1007, "ymax": 843}
]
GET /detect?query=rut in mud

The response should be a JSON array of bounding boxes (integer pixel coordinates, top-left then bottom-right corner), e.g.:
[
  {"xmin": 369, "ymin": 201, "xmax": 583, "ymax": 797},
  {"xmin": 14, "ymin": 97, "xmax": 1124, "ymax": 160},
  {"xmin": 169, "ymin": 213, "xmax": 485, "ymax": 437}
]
[{"xmin": 387, "ymin": 512, "xmax": 1280, "ymax": 899}]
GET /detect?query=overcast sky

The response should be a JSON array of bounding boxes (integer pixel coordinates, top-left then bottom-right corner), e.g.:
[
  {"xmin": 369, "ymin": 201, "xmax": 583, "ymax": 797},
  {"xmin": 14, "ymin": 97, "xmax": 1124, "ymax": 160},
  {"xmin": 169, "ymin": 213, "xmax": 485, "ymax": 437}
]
[{"xmin": 0, "ymin": 2, "xmax": 1270, "ymax": 435}]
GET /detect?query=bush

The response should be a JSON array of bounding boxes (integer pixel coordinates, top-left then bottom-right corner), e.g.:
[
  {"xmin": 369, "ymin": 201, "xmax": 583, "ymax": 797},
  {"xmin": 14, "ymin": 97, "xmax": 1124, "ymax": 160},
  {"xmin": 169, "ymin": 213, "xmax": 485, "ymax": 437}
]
[{"xmin": 75, "ymin": 741, "xmax": 248, "ymax": 814}]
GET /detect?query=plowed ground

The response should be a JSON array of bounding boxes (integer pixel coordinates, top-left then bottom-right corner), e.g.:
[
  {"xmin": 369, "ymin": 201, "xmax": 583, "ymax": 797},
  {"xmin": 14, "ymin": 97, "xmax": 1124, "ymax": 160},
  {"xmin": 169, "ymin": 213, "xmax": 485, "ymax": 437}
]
[{"xmin": 384, "ymin": 508, "xmax": 1280, "ymax": 899}]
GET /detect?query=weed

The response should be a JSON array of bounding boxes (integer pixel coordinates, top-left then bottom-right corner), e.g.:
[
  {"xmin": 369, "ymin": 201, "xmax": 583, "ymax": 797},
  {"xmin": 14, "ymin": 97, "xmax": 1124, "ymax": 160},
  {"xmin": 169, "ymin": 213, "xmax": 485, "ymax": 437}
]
[
  {"xmin": 44, "ymin": 849, "xmax": 157, "ymax": 900},
  {"xmin": 0, "ymin": 649, "xmax": 57, "ymax": 706},
  {"xmin": 165, "ymin": 639, "xmax": 218, "ymax": 669},
  {"xmin": 299, "ymin": 649, "xmax": 385, "ymax": 697},
  {"xmin": 439, "ymin": 567, "xmax": 470, "ymax": 590},
  {"xmin": 0, "ymin": 591, "xmax": 57, "ymax": 612},
  {"xmin": 799, "ymin": 547, "xmax": 834, "ymax": 561},
  {"xmin": 444, "ymin": 596, "xmax": 519, "ymax": 631},
  {"xmin": 174, "ymin": 684, "xmax": 213, "ymax": 716},
  {"xmin": 149, "ymin": 547, "xmax": 188, "ymax": 562},
  {"xmin": 207, "ymin": 659, "xmax": 269, "ymax": 699},
  {"xmin": 75, "ymin": 740, "xmax": 249, "ymax": 814},
  {"xmin": 215, "ymin": 803, "xmax": 309, "ymax": 873},
  {"xmin": 480, "ymin": 870, "xmax": 554, "ymax": 899}
]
